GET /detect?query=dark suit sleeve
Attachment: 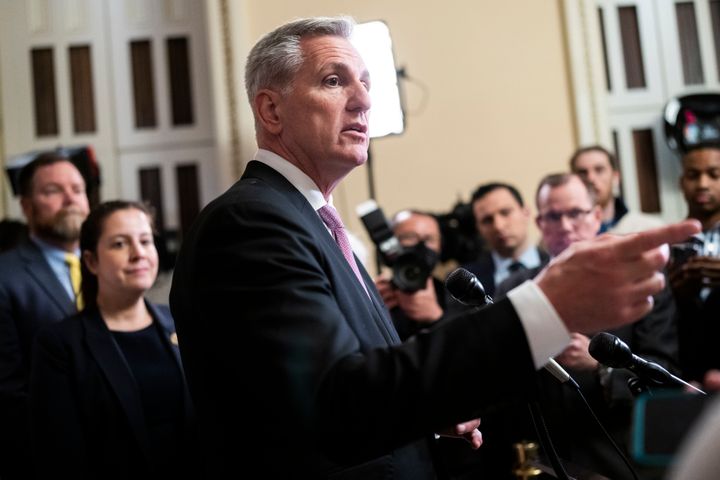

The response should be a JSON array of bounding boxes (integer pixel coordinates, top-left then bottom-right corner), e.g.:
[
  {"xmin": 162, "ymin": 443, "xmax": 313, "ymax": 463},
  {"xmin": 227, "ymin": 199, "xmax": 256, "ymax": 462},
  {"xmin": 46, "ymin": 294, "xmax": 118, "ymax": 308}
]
[
  {"xmin": 0, "ymin": 273, "xmax": 30, "ymax": 476},
  {"xmin": 171, "ymin": 195, "xmax": 539, "ymax": 465},
  {"xmin": 605, "ymin": 283, "xmax": 679, "ymax": 405},
  {"xmin": 29, "ymin": 325, "xmax": 89, "ymax": 477}
]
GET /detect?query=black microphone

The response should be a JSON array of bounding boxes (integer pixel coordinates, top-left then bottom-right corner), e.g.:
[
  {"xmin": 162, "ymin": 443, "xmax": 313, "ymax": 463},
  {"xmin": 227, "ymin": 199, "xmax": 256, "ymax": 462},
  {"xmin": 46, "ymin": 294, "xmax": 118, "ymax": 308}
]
[
  {"xmin": 589, "ymin": 332, "xmax": 705, "ymax": 394},
  {"xmin": 445, "ymin": 267, "xmax": 493, "ymax": 306},
  {"xmin": 445, "ymin": 267, "xmax": 578, "ymax": 387}
]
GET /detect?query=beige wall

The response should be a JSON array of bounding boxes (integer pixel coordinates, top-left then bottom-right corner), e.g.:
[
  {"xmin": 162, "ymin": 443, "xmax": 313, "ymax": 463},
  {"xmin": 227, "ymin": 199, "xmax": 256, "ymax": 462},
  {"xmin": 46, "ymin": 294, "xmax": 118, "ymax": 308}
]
[{"xmin": 232, "ymin": 1, "xmax": 577, "ymax": 268}]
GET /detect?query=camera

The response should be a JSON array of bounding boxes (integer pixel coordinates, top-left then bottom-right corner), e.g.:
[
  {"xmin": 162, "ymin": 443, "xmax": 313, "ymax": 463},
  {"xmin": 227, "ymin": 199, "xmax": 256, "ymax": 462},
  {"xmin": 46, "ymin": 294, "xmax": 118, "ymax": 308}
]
[
  {"xmin": 671, "ymin": 232, "xmax": 720, "ymax": 267},
  {"xmin": 357, "ymin": 200, "xmax": 438, "ymax": 292},
  {"xmin": 670, "ymin": 242, "xmax": 701, "ymax": 267}
]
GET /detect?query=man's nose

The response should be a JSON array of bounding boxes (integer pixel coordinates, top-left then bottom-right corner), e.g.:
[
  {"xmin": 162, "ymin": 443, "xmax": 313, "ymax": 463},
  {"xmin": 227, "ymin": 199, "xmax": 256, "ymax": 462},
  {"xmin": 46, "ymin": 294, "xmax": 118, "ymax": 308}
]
[{"xmin": 348, "ymin": 80, "xmax": 371, "ymax": 112}]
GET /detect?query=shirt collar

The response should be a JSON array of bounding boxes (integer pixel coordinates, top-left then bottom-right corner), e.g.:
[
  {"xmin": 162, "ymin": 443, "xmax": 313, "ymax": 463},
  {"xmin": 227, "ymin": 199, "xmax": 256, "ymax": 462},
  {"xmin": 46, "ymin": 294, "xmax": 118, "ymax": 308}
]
[
  {"xmin": 491, "ymin": 246, "xmax": 542, "ymax": 271},
  {"xmin": 254, "ymin": 149, "xmax": 330, "ymax": 210}
]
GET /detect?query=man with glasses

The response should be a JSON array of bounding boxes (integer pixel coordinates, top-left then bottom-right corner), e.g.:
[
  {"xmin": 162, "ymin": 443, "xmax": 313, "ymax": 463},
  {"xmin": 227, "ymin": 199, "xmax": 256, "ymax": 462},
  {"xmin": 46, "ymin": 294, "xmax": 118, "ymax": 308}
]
[{"xmin": 496, "ymin": 173, "xmax": 677, "ymax": 480}]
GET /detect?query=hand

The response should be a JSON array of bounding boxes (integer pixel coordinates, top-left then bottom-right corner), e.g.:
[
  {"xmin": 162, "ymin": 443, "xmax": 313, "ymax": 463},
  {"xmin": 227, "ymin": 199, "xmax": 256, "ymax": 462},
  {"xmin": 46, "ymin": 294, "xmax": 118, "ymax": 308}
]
[
  {"xmin": 535, "ymin": 220, "xmax": 701, "ymax": 334},
  {"xmin": 395, "ymin": 277, "xmax": 443, "ymax": 323},
  {"xmin": 374, "ymin": 275, "xmax": 399, "ymax": 310},
  {"xmin": 669, "ymin": 256, "xmax": 720, "ymax": 299},
  {"xmin": 437, "ymin": 418, "xmax": 483, "ymax": 449},
  {"xmin": 554, "ymin": 333, "xmax": 598, "ymax": 371},
  {"xmin": 703, "ymin": 369, "xmax": 720, "ymax": 391}
]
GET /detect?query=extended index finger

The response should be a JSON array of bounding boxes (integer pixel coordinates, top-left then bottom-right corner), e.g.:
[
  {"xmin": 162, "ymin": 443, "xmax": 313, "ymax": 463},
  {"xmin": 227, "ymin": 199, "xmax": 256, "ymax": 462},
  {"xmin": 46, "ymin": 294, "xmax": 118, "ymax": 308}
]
[{"xmin": 615, "ymin": 219, "xmax": 701, "ymax": 259}]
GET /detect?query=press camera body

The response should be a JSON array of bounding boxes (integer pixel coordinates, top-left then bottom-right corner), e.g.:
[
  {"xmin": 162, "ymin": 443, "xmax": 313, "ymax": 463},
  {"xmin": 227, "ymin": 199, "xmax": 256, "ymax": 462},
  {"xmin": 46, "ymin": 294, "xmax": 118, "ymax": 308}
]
[{"xmin": 357, "ymin": 200, "xmax": 438, "ymax": 292}]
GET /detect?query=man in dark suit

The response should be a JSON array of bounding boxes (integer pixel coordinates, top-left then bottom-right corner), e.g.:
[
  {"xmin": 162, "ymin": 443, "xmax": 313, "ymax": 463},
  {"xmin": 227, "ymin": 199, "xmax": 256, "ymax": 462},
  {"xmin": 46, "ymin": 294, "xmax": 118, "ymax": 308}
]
[
  {"xmin": 169, "ymin": 16, "xmax": 698, "ymax": 479},
  {"xmin": 462, "ymin": 182, "xmax": 548, "ymax": 298},
  {"xmin": 497, "ymin": 173, "xmax": 678, "ymax": 480},
  {"xmin": 0, "ymin": 152, "xmax": 90, "ymax": 478}
]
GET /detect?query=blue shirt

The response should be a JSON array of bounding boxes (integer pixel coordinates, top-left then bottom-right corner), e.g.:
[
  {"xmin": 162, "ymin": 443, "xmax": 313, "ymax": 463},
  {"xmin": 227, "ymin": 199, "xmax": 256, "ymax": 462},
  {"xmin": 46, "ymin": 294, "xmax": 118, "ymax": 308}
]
[
  {"xmin": 492, "ymin": 246, "xmax": 543, "ymax": 288},
  {"xmin": 31, "ymin": 236, "xmax": 80, "ymax": 302}
]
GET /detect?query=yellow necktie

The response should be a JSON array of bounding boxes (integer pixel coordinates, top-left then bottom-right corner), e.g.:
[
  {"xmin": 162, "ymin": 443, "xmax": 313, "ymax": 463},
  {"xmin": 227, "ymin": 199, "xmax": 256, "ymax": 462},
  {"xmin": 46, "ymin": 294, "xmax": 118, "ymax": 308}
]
[{"xmin": 65, "ymin": 253, "xmax": 84, "ymax": 310}]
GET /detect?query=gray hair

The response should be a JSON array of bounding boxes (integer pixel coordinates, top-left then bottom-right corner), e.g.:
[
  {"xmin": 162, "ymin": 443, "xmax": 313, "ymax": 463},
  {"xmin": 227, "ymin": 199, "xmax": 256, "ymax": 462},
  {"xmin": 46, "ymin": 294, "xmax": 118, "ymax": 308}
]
[{"xmin": 244, "ymin": 16, "xmax": 355, "ymax": 103}]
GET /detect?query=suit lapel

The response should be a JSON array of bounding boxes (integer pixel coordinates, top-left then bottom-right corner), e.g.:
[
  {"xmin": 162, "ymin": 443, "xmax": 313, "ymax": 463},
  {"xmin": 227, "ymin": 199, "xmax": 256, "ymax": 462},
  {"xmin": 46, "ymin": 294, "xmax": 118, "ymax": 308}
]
[
  {"xmin": 82, "ymin": 310, "xmax": 153, "ymax": 460},
  {"xmin": 19, "ymin": 242, "xmax": 75, "ymax": 317},
  {"xmin": 243, "ymin": 161, "xmax": 401, "ymax": 346}
]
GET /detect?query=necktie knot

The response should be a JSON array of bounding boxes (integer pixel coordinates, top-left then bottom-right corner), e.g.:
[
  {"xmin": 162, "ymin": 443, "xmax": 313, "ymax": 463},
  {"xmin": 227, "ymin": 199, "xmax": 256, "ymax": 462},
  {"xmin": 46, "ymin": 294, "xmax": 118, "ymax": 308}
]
[
  {"xmin": 317, "ymin": 205, "xmax": 344, "ymax": 232},
  {"xmin": 64, "ymin": 253, "xmax": 84, "ymax": 310},
  {"xmin": 317, "ymin": 205, "xmax": 368, "ymax": 295},
  {"xmin": 509, "ymin": 261, "xmax": 526, "ymax": 273}
]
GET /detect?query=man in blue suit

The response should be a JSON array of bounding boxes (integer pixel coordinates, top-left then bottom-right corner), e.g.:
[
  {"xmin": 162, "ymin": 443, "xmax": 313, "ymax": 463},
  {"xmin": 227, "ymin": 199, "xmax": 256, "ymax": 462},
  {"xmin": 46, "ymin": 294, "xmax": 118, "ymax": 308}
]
[
  {"xmin": 169, "ymin": 16, "xmax": 699, "ymax": 479},
  {"xmin": 0, "ymin": 152, "xmax": 89, "ymax": 478}
]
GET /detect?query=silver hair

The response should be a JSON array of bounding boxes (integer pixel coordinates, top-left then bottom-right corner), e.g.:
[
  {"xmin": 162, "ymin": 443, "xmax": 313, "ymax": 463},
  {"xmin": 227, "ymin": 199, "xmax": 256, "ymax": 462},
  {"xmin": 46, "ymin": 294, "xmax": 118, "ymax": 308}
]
[{"xmin": 244, "ymin": 16, "xmax": 355, "ymax": 103}]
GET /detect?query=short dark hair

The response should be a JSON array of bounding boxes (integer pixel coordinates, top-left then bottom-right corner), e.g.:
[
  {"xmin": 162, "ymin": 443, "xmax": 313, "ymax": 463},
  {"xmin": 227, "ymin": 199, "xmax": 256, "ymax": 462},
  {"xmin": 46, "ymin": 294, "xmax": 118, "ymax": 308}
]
[
  {"xmin": 470, "ymin": 182, "xmax": 524, "ymax": 207},
  {"xmin": 80, "ymin": 200, "xmax": 156, "ymax": 310},
  {"xmin": 569, "ymin": 145, "xmax": 618, "ymax": 172},
  {"xmin": 17, "ymin": 152, "xmax": 79, "ymax": 197},
  {"xmin": 535, "ymin": 172, "xmax": 597, "ymax": 208}
]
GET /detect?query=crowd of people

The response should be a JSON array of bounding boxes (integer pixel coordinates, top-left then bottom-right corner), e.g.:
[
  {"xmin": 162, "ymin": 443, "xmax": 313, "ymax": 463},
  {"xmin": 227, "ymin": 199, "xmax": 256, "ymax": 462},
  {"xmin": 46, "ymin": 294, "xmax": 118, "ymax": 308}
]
[{"xmin": 0, "ymin": 14, "xmax": 717, "ymax": 480}]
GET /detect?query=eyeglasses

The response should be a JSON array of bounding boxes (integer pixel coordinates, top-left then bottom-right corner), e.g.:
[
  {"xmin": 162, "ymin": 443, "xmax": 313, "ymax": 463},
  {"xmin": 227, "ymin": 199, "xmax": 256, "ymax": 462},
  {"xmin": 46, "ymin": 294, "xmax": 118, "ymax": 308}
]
[{"xmin": 537, "ymin": 208, "xmax": 593, "ymax": 225}]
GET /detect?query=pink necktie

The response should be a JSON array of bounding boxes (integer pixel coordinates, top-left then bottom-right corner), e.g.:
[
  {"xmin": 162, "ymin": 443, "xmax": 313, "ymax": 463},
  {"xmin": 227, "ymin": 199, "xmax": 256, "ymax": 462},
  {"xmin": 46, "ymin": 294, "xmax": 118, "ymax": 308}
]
[{"xmin": 318, "ymin": 204, "xmax": 368, "ymax": 294}]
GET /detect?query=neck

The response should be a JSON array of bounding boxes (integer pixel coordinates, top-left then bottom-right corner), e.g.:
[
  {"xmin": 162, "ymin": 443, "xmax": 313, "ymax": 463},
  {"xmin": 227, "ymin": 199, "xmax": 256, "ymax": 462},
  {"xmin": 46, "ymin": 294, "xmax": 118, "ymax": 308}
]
[
  {"xmin": 689, "ymin": 210, "xmax": 720, "ymax": 231},
  {"xmin": 97, "ymin": 293, "xmax": 151, "ymax": 332},
  {"xmin": 601, "ymin": 199, "xmax": 615, "ymax": 223},
  {"xmin": 257, "ymin": 142, "xmax": 347, "ymax": 199},
  {"xmin": 33, "ymin": 233, "xmax": 78, "ymax": 253},
  {"xmin": 499, "ymin": 240, "xmax": 529, "ymax": 260}
]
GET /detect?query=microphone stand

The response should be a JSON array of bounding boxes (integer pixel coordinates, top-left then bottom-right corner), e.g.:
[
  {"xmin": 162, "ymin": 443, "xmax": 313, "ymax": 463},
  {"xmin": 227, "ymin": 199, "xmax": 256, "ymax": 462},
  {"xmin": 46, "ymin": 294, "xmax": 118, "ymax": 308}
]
[
  {"xmin": 527, "ymin": 401, "xmax": 572, "ymax": 480},
  {"xmin": 465, "ymin": 289, "xmax": 573, "ymax": 480}
]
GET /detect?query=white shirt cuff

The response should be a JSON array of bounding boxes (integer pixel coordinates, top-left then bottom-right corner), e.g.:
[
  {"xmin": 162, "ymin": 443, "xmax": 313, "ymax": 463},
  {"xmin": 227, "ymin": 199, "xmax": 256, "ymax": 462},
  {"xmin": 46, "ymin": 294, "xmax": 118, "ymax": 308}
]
[{"xmin": 506, "ymin": 280, "xmax": 571, "ymax": 369}]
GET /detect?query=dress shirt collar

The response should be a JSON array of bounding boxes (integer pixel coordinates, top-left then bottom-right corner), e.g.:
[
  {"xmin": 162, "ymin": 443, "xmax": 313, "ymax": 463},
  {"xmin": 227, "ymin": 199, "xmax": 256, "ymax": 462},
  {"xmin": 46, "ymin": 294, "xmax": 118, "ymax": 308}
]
[
  {"xmin": 30, "ymin": 235, "xmax": 80, "ymax": 301},
  {"xmin": 254, "ymin": 149, "xmax": 331, "ymax": 210},
  {"xmin": 492, "ymin": 246, "xmax": 542, "ymax": 286}
]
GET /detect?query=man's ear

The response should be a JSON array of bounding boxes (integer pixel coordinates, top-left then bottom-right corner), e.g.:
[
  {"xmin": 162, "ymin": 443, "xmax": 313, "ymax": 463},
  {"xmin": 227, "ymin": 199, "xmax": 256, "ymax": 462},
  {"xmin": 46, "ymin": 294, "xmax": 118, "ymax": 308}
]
[
  {"xmin": 20, "ymin": 196, "xmax": 31, "ymax": 220},
  {"xmin": 254, "ymin": 89, "xmax": 283, "ymax": 135}
]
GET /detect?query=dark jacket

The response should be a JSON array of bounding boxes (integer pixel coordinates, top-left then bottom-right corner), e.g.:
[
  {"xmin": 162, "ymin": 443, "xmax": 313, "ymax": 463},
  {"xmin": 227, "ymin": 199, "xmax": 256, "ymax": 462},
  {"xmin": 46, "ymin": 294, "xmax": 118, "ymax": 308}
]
[
  {"xmin": 29, "ymin": 302, "xmax": 198, "ymax": 479},
  {"xmin": 495, "ymin": 262, "xmax": 678, "ymax": 480},
  {"xmin": 170, "ymin": 160, "xmax": 541, "ymax": 479},
  {"xmin": 0, "ymin": 240, "xmax": 77, "ymax": 478}
]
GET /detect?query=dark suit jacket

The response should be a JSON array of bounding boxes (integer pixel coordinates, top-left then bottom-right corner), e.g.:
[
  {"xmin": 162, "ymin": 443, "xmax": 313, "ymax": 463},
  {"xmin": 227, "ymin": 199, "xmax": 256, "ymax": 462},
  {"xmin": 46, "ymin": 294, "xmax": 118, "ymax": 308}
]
[
  {"xmin": 461, "ymin": 249, "xmax": 549, "ymax": 299},
  {"xmin": 675, "ymin": 287, "xmax": 720, "ymax": 383},
  {"xmin": 170, "ymin": 161, "xmax": 542, "ymax": 479},
  {"xmin": 496, "ymin": 262, "xmax": 678, "ymax": 480},
  {"xmin": 29, "ymin": 302, "xmax": 198, "ymax": 479},
  {"xmin": 0, "ymin": 240, "xmax": 77, "ymax": 478}
]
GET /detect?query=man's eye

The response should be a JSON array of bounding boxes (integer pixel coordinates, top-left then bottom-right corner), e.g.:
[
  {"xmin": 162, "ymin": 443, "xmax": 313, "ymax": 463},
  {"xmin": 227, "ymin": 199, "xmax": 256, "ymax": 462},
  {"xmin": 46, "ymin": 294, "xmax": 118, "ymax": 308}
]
[{"xmin": 325, "ymin": 76, "xmax": 340, "ymax": 87}]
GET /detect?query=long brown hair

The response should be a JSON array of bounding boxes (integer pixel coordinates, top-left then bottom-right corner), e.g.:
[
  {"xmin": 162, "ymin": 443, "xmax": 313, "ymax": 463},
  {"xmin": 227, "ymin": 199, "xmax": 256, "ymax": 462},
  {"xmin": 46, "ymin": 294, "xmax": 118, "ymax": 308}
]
[{"xmin": 79, "ymin": 200, "xmax": 156, "ymax": 310}]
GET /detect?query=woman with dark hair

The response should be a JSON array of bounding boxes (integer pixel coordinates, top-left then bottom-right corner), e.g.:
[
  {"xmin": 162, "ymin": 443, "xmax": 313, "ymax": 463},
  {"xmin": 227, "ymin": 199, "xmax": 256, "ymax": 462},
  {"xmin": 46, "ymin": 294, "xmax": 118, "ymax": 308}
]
[{"xmin": 29, "ymin": 200, "xmax": 197, "ymax": 479}]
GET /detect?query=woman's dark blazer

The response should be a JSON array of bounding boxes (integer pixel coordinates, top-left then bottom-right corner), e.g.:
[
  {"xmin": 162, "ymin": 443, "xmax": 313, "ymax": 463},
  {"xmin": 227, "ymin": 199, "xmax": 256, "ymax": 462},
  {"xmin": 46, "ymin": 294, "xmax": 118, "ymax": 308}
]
[{"xmin": 29, "ymin": 301, "xmax": 196, "ymax": 479}]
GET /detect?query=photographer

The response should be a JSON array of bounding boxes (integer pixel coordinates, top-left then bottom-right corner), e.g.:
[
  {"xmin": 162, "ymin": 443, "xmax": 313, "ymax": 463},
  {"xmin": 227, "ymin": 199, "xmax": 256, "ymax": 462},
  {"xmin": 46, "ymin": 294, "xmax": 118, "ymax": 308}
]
[
  {"xmin": 669, "ymin": 145, "xmax": 720, "ymax": 391},
  {"xmin": 374, "ymin": 210, "xmax": 452, "ymax": 340}
]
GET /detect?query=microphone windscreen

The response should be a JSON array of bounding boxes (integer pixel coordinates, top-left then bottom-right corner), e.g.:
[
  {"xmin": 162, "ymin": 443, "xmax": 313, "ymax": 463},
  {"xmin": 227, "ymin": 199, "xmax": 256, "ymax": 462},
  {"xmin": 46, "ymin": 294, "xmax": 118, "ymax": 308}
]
[
  {"xmin": 445, "ymin": 267, "xmax": 477, "ymax": 299},
  {"xmin": 588, "ymin": 332, "xmax": 633, "ymax": 368}
]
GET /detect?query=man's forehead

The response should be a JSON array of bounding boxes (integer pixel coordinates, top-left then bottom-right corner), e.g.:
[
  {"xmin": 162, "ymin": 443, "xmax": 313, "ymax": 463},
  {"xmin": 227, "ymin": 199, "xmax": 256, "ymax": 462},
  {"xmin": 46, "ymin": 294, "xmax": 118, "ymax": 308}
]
[
  {"xmin": 576, "ymin": 151, "xmax": 610, "ymax": 168},
  {"xmin": 34, "ymin": 161, "xmax": 84, "ymax": 182}
]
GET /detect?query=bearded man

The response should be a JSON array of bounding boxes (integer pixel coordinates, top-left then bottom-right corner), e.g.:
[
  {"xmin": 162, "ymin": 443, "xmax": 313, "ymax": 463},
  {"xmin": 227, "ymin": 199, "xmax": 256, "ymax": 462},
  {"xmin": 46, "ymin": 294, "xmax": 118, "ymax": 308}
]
[{"xmin": 0, "ymin": 152, "xmax": 90, "ymax": 479}]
